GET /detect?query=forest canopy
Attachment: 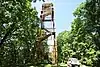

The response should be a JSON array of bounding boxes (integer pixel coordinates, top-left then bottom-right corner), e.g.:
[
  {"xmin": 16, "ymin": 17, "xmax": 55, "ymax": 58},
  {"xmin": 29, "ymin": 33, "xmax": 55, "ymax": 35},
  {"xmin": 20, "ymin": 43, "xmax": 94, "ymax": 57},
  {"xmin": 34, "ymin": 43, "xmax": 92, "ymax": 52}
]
[
  {"xmin": 0, "ymin": 0, "xmax": 49, "ymax": 66},
  {"xmin": 57, "ymin": 0, "xmax": 100, "ymax": 67}
]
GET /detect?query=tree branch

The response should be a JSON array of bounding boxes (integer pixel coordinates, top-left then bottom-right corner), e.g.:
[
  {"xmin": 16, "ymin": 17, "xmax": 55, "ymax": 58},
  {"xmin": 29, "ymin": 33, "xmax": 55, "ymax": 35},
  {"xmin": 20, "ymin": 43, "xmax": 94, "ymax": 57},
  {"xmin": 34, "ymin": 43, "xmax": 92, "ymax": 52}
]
[{"xmin": 0, "ymin": 23, "xmax": 16, "ymax": 46}]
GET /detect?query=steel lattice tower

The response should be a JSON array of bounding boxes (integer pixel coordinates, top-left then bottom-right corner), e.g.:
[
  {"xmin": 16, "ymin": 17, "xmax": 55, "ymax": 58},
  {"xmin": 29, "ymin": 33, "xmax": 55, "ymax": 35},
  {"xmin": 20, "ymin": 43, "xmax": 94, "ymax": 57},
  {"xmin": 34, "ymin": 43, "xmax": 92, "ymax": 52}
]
[{"xmin": 39, "ymin": 3, "xmax": 58, "ymax": 64}]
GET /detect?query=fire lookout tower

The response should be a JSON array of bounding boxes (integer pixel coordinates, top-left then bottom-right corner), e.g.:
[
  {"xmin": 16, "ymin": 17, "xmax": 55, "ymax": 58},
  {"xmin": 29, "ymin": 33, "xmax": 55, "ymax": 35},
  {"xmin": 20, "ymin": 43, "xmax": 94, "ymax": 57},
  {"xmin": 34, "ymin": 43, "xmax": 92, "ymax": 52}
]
[
  {"xmin": 34, "ymin": 1, "xmax": 58, "ymax": 65},
  {"xmin": 40, "ymin": 2, "xmax": 57, "ymax": 64}
]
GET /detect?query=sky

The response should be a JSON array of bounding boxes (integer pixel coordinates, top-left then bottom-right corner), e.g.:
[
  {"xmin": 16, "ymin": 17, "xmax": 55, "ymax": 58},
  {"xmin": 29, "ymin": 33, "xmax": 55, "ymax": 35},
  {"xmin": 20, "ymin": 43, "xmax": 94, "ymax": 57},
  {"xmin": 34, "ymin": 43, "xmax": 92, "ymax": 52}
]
[{"xmin": 32, "ymin": 0, "xmax": 85, "ymax": 35}]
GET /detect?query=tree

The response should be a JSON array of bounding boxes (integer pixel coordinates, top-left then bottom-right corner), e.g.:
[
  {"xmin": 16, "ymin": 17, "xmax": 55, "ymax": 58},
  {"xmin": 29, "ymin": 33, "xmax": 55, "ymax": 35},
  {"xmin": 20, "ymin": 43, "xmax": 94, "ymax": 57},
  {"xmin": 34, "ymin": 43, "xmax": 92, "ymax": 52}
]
[
  {"xmin": 68, "ymin": 2, "xmax": 100, "ymax": 66},
  {"xmin": 57, "ymin": 1, "xmax": 100, "ymax": 66},
  {"xmin": 57, "ymin": 30, "xmax": 70, "ymax": 63},
  {"xmin": 0, "ymin": 0, "xmax": 49, "ymax": 66}
]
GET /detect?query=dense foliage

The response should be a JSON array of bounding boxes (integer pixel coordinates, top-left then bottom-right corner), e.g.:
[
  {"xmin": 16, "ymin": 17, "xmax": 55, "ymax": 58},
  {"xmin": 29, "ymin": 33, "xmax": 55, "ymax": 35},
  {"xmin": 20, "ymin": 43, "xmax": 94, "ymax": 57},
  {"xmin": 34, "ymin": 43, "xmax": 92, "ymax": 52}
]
[
  {"xmin": 57, "ymin": 0, "xmax": 100, "ymax": 67},
  {"xmin": 0, "ymin": 0, "xmax": 49, "ymax": 66}
]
